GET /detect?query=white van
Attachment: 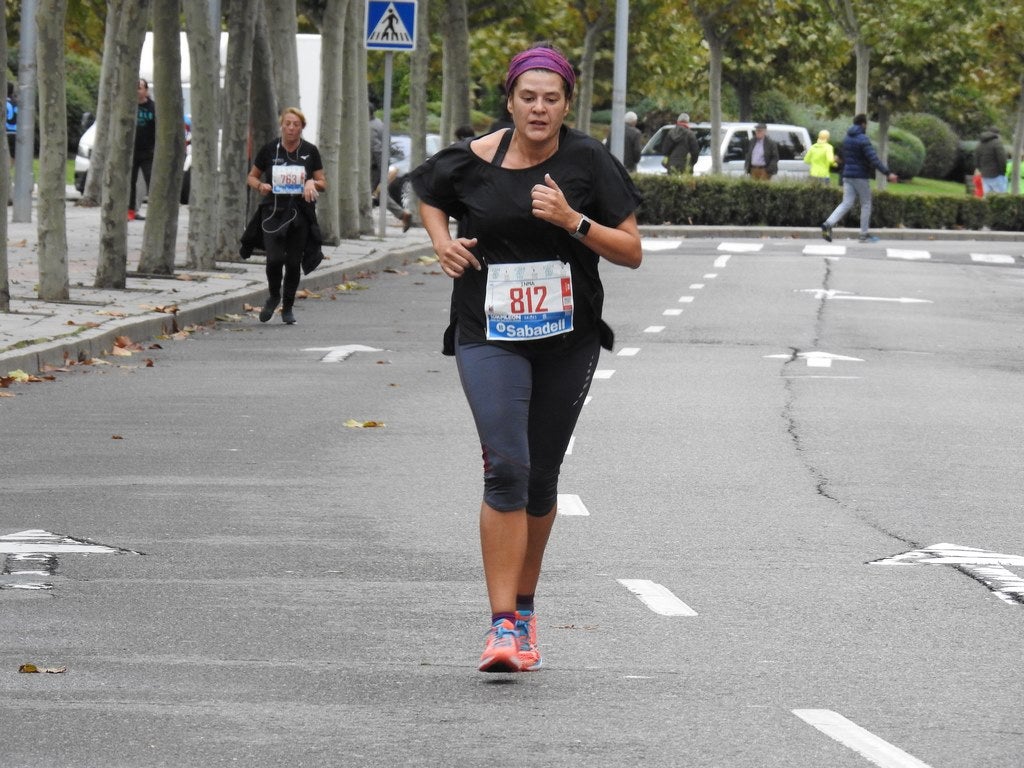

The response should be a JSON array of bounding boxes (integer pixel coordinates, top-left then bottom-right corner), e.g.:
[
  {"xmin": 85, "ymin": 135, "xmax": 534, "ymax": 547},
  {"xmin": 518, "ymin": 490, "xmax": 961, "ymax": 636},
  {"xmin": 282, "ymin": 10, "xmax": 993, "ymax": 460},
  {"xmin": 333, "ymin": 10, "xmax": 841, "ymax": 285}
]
[{"xmin": 636, "ymin": 121, "xmax": 812, "ymax": 179}]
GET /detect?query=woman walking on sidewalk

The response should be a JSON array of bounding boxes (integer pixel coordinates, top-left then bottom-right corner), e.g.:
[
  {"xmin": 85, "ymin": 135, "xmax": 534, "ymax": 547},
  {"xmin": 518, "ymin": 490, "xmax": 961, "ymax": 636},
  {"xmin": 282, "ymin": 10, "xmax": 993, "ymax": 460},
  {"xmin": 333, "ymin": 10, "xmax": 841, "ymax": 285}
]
[
  {"xmin": 410, "ymin": 44, "xmax": 642, "ymax": 673},
  {"xmin": 246, "ymin": 107, "xmax": 326, "ymax": 324}
]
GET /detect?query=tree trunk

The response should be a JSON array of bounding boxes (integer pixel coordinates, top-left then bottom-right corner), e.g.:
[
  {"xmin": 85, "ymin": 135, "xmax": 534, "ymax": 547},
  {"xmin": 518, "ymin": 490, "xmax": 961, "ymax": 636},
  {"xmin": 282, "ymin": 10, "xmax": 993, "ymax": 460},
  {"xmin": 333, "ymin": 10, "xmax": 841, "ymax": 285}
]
[
  {"xmin": 264, "ymin": 0, "xmax": 300, "ymax": 109},
  {"xmin": 439, "ymin": 0, "xmax": 469, "ymax": 145},
  {"xmin": 215, "ymin": 0, "xmax": 256, "ymax": 262},
  {"xmin": 1011, "ymin": 73, "xmax": 1024, "ymax": 196},
  {"xmin": 182, "ymin": 0, "xmax": 220, "ymax": 270},
  {"xmin": 345, "ymin": 0, "xmax": 369, "ymax": 236},
  {"xmin": 80, "ymin": 1, "xmax": 119, "ymax": 207},
  {"xmin": 574, "ymin": 3, "xmax": 613, "ymax": 135},
  {"xmin": 0, "ymin": 10, "xmax": 9, "ymax": 312},
  {"xmin": 876, "ymin": 101, "xmax": 890, "ymax": 192},
  {"xmin": 36, "ymin": 0, "xmax": 70, "ymax": 301},
  {"xmin": 854, "ymin": 38, "xmax": 870, "ymax": 116},
  {"xmin": 316, "ymin": 0, "xmax": 348, "ymax": 246},
  {"xmin": 250, "ymin": 6, "xmax": 278, "ymax": 162},
  {"xmin": 95, "ymin": 0, "xmax": 150, "ymax": 289},
  {"xmin": 406, "ymin": 0, "xmax": 429, "ymax": 227},
  {"xmin": 139, "ymin": 0, "xmax": 185, "ymax": 275}
]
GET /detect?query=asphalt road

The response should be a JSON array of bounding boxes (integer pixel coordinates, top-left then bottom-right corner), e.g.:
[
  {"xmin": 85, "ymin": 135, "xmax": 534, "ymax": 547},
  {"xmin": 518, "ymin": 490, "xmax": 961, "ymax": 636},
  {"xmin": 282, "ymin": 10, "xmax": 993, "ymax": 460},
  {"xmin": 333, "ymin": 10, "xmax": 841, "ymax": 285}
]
[{"xmin": 2, "ymin": 237, "xmax": 1022, "ymax": 768}]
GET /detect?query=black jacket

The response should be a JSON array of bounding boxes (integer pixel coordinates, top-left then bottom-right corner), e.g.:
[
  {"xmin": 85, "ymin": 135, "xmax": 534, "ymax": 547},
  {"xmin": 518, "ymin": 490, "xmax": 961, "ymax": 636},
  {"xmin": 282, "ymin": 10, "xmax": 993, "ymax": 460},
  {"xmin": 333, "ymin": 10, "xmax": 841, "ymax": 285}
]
[{"xmin": 239, "ymin": 202, "xmax": 324, "ymax": 275}]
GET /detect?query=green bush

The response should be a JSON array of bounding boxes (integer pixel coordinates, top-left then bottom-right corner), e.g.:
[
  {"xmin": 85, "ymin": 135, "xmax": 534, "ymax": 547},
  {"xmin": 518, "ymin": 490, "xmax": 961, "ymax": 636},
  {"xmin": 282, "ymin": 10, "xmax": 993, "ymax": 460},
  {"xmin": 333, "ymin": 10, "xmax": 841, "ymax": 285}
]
[
  {"xmin": 878, "ymin": 126, "xmax": 925, "ymax": 180},
  {"xmin": 893, "ymin": 113, "xmax": 960, "ymax": 180},
  {"xmin": 631, "ymin": 173, "xmax": 1022, "ymax": 231}
]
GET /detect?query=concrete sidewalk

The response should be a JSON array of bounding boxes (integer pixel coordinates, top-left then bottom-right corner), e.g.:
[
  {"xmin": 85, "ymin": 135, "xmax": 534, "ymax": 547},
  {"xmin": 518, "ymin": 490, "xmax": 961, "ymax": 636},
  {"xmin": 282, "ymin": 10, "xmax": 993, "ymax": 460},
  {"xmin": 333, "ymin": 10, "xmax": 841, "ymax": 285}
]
[{"xmin": 1, "ymin": 191, "xmax": 435, "ymax": 375}]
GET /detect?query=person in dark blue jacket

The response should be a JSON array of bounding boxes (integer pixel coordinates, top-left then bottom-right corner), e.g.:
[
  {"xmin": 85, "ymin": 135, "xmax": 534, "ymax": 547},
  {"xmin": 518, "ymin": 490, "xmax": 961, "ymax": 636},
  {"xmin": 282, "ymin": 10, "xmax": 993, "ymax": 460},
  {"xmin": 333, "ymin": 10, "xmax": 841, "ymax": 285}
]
[{"xmin": 821, "ymin": 114, "xmax": 898, "ymax": 243}]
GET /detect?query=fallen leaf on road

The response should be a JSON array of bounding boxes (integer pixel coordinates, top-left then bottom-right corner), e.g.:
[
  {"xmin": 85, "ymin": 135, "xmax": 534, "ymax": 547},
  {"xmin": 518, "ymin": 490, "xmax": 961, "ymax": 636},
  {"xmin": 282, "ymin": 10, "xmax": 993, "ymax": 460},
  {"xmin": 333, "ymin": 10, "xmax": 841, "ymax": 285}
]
[
  {"xmin": 111, "ymin": 435, "xmax": 124, "ymax": 440},
  {"xmin": 109, "ymin": 346, "xmax": 133, "ymax": 357},
  {"xmin": 343, "ymin": 419, "xmax": 385, "ymax": 428},
  {"xmin": 18, "ymin": 663, "xmax": 67, "ymax": 674},
  {"xmin": 384, "ymin": 267, "xmax": 408, "ymax": 275},
  {"xmin": 95, "ymin": 310, "xmax": 129, "ymax": 318},
  {"xmin": 141, "ymin": 304, "xmax": 179, "ymax": 314},
  {"xmin": 417, "ymin": 255, "xmax": 439, "ymax": 265},
  {"xmin": 335, "ymin": 281, "xmax": 366, "ymax": 291},
  {"xmin": 295, "ymin": 288, "xmax": 320, "ymax": 299}
]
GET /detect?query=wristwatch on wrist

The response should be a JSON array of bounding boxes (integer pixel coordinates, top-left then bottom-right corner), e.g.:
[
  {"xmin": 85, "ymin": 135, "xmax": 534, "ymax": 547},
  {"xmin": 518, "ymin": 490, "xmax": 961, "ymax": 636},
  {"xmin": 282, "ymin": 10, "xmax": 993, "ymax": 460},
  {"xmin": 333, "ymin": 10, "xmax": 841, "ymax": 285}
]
[{"xmin": 571, "ymin": 215, "xmax": 591, "ymax": 240}]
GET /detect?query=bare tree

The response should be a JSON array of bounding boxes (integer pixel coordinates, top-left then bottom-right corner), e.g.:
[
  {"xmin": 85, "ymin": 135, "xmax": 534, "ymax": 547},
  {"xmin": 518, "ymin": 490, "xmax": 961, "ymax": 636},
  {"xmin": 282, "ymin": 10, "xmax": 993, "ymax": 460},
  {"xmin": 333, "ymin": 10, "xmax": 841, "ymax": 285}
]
[
  {"xmin": 80, "ymin": 2, "xmax": 119, "ymax": 206},
  {"xmin": 36, "ymin": 0, "xmax": 70, "ymax": 301},
  {"xmin": 139, "ymin": 0, "xmax": 186, "ymax": 275},
  {"xmin": 215, "ymin": 0, "xmax": 257, "ymax": 262},
  {"xmin": 0, "ymin": 9, "xmax": 9, "ymax": 313},
  {"xmin": 96, "ymin": 0, "xmax": 151, "ymax": 289},
  {"xmin": 316, "ymin": 0, "xmax": 349, "ymax": 245},
  {"xmin": 181, "ymin": 0, "xmax": 220, "ymax": 270},
  {"xmin": 440, "ymin": 0, "xmax": 470, "ymax": 145}
]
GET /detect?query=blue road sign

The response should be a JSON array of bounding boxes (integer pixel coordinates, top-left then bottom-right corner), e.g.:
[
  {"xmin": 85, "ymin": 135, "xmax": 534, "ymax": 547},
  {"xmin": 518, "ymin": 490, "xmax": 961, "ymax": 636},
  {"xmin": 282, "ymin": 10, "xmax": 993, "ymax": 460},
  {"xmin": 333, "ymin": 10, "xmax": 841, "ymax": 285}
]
[{"xmin": 366, "ymin": 0, "xmax": 416, "ymax": 51}]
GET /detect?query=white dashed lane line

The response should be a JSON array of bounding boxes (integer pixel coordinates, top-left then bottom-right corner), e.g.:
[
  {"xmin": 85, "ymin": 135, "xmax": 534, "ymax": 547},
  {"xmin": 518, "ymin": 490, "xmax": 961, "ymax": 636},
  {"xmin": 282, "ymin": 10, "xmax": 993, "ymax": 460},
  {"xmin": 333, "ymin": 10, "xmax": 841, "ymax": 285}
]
[
  {"xmin": 617, "ymin": 347, "xmax": 640, "ymax": 357},
  {"xmin": 644, "ymin": 326, "xmax": 665, "ymax": 333},
  {"xmin": 887, "ymin": 248, "xmax": 932, "ymax": 261},
  {"xmin": 971, "ymin": 252, "xmax": 1015, "ymax": 264},
  {"xmin": 617, "ymin": 579, "xmax": 698, "ymax": 616},
  {"xmin": 793, "ymin": 710, "xmax": 934, "ymax": 768}
]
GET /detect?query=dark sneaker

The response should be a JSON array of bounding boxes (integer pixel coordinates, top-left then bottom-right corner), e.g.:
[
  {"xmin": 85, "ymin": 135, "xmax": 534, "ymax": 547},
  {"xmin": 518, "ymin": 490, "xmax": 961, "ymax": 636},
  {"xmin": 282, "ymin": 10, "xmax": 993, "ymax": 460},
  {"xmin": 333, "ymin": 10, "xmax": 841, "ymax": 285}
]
[
  {"xmin": 858, "ymin": 234, "xmax": 879, "ymax": 243},
  {"xmin": 259, "ymin": 296, "xmax": 280, "ymax": 323},
  {"xmin": 821, "ymin": 223, "xmax": 832, "ymax": 243},
  {"xmin": 282, "ymin": 308, "xmax": 296, "ymax": 325}
]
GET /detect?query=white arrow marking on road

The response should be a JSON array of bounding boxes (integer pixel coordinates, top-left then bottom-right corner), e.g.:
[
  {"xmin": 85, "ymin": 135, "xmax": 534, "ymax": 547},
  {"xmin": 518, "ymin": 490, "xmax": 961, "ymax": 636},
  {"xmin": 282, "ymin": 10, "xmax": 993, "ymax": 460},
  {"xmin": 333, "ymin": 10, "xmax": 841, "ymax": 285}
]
[
  {"xmin": 556, "ymin": 494, "xmax": 589, "ymax": 516},
  {"xmin": 0, "ymin": 529, "xmax": 123, "ymax": 555},
  {"xmin": 797, "ymin": 288, "xmax": 932, "ymax": 304},
  {"xmin": 764, "ymin": 350, "xmax": 864, "ymax": 368},
  {"xmin": 870, "ymin": 543, "xmax": 1024, "ymax": 605},
  {"xmin": 303, "ymin": 345, "xmax": 383, "ymax": 362},
  {"xmin": 887, "ymin": 248, "xmax": 931, "ymax": 260},
  {"xmin": 618, "ymin": 579, "xmax": 697, "ymax": 616},
  {"xmin": 641, "ymin": 239, "xmax": 682, "ymax": 251},
  {"xmin": 970, "ymin": 253, "xmax": 1015, "ymax": 264},
  {"xmin": 793, "ymin": 710, "xmax": 934, "ymax": 768},
  {"xmin": 718, "ymin": 242, "xmax": 763, "ymax": 252}
]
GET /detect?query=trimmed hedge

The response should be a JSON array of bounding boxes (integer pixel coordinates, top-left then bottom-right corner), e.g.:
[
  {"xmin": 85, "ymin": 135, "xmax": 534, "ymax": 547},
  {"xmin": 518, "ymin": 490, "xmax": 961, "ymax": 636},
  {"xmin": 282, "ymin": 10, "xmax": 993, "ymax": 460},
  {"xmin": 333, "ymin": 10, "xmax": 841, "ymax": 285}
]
[{"xmin": 632, "ymin": 174, "xmax": 1022, "ymax": 231}]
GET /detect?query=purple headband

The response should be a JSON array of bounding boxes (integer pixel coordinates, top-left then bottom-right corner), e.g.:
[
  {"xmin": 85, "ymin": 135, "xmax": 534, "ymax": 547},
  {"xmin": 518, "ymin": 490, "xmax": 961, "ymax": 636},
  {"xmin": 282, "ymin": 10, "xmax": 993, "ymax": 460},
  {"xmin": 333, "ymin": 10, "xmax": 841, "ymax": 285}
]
[{"xmin": 505, "ymin": 48, "xmax": 575, "ymax": 98}]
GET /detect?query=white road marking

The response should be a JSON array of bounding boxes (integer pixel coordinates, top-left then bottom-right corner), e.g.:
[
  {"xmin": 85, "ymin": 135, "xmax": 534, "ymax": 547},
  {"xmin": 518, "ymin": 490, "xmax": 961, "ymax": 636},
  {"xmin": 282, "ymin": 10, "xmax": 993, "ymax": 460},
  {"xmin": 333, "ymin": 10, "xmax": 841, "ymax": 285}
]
[
  {"xmin": 303, "ymin": 344, "xmax": 383, "ymax": 362},
  {"xmin": 703, "ymin": 273, "xmax": 717, "ymax": 278},
  {"xmin": 617, "ymin": 579, "xmax": 697, "ymax": 616},
  {"xmin": 642, "ymin": 239, "xmax": 682, "ymax": 251},
  {"xmin": 0, "ymin": 530, "xmax": 121, "ymax": 555},
  {"xmin": 803, "ymin": 244, "xmax": 847, "ymax": 255},
  {"xmin": 689, "ymin": 283, "xmax": 705, "ymax": 289},
  {"xmin": 718, "ymin": 242, "xmax": 763, "ymax": 252},
  {"xmin": 565, "ymin": 435, "xmax": 575, "ymax": 455},
  {"xmin": 594, "ymin": 370, "xmax": 615, "ymax": 379},
  {"xmin": 793, "ymin": 709, "xmax": 934, "ymax": 768},
  {"xmin": 764, "ymin": 351, "xmax": 864, "ymax": 368},
  {"xmin": 713, "ymin": 254, "xmax": 731, "ymax": 268},
  {"xmin": 644, "ymin": 326, "xmax": 665, "ymax": 333},
  {"xmin": 970, "ymin": 253, "xmax": 1015, "ymax": 264},
  {"xmin": 618, "ymin": 347, "xmax": 640, "ymax": 357},
  {"xmin": 663, "ymin": 308, "xmax": 684, "ymax": 316},
  {"xmin": 557, "ymin": 494, "xmax": 589, "ymax": 516},
  {"xmin": 678, "ymin": 296, "xmax": 694, "ymax": 303},
  {"xmin": 887, "ymin": 249, "xmax": 931, "ymax": 261}
]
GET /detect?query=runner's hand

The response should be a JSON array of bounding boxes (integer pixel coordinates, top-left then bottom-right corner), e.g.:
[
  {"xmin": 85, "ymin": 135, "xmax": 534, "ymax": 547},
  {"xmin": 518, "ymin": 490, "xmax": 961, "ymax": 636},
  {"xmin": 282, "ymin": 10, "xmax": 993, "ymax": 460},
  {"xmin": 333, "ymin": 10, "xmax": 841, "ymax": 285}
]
[
  {"xmin": 531, "ymin": 173, "xmax": 576, "ymax": 231},
  {"xmin": 437, "ymin": 237, "xmax": 481, "ymax": 278}
]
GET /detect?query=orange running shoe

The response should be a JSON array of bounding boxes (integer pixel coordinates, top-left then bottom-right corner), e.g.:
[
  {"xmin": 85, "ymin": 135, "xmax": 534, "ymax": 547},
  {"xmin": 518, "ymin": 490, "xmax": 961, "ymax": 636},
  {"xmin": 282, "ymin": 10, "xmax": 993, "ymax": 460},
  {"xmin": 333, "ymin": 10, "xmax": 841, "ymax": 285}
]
[
  {"xmin": 478, "ymin": 618, "xmax": 522, "ymax": 673},
  {"xmin": 515, "ymin": 610, "xmax": 542, "ymax": 671}
]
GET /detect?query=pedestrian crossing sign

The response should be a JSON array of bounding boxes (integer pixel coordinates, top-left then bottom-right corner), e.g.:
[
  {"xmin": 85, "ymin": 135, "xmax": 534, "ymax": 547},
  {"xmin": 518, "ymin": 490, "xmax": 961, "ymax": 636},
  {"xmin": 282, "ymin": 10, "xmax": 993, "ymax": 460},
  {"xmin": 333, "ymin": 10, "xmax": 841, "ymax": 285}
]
[{"xmin": 365, "ymin": 0, "xmax": 416, "ymax": 51}]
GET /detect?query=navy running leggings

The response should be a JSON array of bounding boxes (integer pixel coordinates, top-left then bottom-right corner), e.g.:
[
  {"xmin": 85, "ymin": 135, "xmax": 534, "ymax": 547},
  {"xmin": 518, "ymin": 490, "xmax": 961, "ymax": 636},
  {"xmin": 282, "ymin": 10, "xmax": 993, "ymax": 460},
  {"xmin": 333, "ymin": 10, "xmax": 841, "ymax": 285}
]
[{"xmin": 455, "ymin": 331, "xmax": 601, "ymax": 517}]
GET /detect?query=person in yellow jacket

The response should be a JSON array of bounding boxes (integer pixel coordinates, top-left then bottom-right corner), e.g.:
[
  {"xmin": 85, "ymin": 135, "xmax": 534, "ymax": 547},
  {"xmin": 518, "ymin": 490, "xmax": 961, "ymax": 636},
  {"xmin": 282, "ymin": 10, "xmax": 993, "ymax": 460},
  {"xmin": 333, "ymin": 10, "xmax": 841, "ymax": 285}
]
[{"xmin": 804, "ymin": 129, "xmax": 836, "ymax": 185}]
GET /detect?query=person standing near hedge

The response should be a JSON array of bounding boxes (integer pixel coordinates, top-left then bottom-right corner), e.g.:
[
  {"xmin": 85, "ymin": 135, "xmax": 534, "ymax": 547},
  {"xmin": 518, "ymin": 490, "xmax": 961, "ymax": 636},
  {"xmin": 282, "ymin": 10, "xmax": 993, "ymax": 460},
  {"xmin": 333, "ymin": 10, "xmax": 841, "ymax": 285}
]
[
  {"xmin": 821, "ymin": 114, "xmax": 898, "ymax": 244},
  {"xmin": 975, "ymin": 127, "xmax": 1008, "ymax": 197},
  {"xmin": 744, "ymin": 122, "xmax": 779, "ymax": 180},
  {"xmin": 804, "ymin": 129, "xmax": 836, "ymax": 185}
]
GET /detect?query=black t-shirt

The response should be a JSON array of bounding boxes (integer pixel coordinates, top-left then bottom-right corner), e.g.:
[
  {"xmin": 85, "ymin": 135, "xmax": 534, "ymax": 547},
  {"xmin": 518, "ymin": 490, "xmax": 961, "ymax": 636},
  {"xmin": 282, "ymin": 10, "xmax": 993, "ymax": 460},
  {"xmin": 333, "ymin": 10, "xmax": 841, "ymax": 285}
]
[
  {"xmin": 251, "ymin": 138, "xmax": 323, "ymax": 209},
  {"xmin": 134, "ymin": 98, "xmax": 156, "ymax": 159},
  {"xmin": 411, "ymin": 126, "xmax": 641, "ymax": 351}
]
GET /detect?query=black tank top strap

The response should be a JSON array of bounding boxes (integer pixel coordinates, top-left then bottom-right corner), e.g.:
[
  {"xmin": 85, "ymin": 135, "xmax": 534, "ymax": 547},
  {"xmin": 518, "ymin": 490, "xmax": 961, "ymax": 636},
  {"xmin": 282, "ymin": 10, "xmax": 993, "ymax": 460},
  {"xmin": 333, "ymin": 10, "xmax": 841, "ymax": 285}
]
[{"xmin": 491, "ymin": 128, "xmax": 514, "ymax": 167}]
